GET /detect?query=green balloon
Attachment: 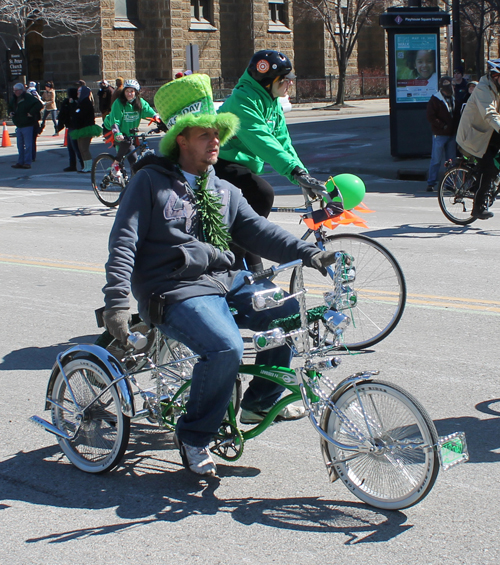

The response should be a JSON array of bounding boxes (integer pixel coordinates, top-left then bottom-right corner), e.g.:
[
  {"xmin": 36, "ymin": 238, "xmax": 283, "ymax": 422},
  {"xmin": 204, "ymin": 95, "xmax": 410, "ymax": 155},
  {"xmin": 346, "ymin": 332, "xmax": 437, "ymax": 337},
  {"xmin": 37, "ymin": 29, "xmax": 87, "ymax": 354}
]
[{"xmin": 325, "ymin": 174, "xmax": 366, "ymax": 210}]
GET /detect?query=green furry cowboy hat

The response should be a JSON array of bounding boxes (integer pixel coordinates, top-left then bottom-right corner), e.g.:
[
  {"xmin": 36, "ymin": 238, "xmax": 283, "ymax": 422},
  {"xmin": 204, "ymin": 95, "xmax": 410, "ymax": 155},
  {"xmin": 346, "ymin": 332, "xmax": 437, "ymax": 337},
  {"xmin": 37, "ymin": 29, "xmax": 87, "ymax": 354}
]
[{"xmin": 154, "ymin": 73, "xmax": 239, "ymax": 158}]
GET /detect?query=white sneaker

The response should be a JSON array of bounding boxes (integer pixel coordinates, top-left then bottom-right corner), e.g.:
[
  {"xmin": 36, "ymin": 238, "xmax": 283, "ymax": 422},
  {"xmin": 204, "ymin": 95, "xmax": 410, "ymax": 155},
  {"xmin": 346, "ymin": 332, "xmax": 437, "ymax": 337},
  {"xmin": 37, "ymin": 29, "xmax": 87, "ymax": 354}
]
[
  {"xmin": 174, "ymin": 434, "xmax": 217, "ymax": 476},
  {"xmin": 240, "ymin": 404, "xmax": 307, "ymax": 424}
]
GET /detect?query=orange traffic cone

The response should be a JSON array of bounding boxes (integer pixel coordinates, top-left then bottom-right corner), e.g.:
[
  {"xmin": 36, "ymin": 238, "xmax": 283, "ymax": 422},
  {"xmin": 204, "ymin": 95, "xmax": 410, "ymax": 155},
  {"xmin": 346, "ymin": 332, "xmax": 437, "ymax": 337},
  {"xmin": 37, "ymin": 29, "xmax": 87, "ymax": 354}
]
[
  {"xmin": 63, "ymin": 128, "xmax": 68, "ymax": 147},
  {"xmin": 2, "ymin": 122, "xmax": 12, "ymax": 147}
]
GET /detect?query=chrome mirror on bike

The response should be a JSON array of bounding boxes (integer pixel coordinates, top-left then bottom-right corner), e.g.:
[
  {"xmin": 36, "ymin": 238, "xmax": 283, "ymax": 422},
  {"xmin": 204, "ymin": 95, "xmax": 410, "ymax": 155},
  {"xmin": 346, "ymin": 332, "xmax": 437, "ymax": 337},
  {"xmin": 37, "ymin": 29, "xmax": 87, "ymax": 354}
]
[
  {"xmin": 253, "ymin": 327, "xmax": 287, "ymax": 351},
  {"xmin": 252, "ymin": 287, "xmax": 286, "ymax": 311},
  {"xmin": 322, "ymin": 310, "xmax": 350, "ymax": 337}
]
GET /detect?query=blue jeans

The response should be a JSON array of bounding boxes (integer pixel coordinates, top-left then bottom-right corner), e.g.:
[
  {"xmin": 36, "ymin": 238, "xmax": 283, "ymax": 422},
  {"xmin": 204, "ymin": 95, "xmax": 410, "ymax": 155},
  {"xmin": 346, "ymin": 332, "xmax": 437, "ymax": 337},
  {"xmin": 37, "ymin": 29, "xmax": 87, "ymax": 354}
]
[
  {"xmin": 16, "ymin": 126, "xmax": 34, "ymax": 166},
  {"xmin": 427, "ymin": 135, "xmax": 456, "ymax": 187},
  {"xmin": 156, "ymin": 271, "xmax": 298, "ymax": 446}
]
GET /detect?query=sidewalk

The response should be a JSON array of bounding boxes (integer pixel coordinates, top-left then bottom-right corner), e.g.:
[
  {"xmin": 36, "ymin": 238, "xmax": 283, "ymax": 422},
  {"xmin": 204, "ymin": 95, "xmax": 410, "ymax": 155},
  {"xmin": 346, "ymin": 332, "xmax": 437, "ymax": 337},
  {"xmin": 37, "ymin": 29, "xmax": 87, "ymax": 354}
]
[{"xmin": 1, "ymin": 99, "xmax": 432, "ymax": 182}]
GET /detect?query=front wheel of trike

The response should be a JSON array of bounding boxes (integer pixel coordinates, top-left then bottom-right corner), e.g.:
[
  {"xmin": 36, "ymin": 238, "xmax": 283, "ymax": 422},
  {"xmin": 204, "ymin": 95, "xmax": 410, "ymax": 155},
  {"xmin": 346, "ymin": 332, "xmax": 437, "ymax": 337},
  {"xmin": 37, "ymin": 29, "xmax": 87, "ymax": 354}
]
[{"xmin": 320, "ymin": 380, "xmax": 439, "ymax": 510}]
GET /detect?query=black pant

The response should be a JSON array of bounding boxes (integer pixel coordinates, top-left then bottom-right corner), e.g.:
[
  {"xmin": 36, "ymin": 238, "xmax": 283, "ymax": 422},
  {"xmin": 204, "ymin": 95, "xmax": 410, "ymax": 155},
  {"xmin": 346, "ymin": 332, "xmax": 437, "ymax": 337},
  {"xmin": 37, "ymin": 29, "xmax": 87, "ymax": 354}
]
[
  {"xmin": 214, "ymin": 159, "xmax": 274, "ymax": 269},
  {"xmin": 116, "ymin": 139, "xmax": 137, "ymax": 165},
  {"xmin": 474, "ymin": 131, "xmax": 500, "ymax": 210}
]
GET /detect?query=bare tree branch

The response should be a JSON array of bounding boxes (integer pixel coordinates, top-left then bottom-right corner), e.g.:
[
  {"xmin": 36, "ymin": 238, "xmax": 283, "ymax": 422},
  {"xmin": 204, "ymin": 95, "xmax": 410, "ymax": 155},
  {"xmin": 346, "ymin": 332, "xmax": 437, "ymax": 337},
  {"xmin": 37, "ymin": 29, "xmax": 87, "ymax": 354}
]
[
  {"xmin": 297, "ymin": 0, "xmax": 390, "ymax": 104},
  {"xmin": 0, "ymin": 0, "xmax": 100, "ymax": 49}
]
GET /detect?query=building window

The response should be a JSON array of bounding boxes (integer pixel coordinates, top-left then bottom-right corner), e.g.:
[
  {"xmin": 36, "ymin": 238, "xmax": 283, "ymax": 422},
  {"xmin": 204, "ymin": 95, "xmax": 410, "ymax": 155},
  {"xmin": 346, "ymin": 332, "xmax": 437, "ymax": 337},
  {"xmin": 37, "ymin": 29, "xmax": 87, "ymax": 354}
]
[
  {"xmin": 269, "ymin": 0, "xmax": 290, "ymax": 33},
  {"xmin": 115, "ymin": 0, "xmax": 138, "ymax": 29},
  {"xmin": 190, "ymin": 0, "xmax": 216, "ymax": 31}
]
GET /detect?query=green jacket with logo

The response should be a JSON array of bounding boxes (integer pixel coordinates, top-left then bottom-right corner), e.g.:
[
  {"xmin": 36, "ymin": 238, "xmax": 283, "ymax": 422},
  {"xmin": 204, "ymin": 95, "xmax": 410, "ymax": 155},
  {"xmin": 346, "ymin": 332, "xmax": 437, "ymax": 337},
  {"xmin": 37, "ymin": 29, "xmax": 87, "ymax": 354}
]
[
  {"xmin": 218, "ymin": 70, "xmax": 306, "ymax": 183},
  {"xmin": 103, "ymin": 97, "xmax": 156, "ymax": 138}
]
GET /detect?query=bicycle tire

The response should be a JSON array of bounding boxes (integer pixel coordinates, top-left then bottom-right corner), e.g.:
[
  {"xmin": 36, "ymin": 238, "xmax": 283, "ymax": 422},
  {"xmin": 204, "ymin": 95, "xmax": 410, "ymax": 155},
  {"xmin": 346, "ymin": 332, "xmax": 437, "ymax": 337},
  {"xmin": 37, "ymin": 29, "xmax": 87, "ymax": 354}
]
[
  {"xmin": 320, "ymin": 379, "xmax": 439, "ymax": 510},
  {"xmin": 91, "ymin": 153, "xmax": 130, "ymax": 208},
  {"xmin": 438, "ymin": 165, "xmax": 476, "ymax": 225},
  {"xmin": 51, "ymin": 356, "xmax": 130, "ymax": 473},
  {"xmin": 290, "ymin": 233, "xmax": 406, "ymax": 350}
]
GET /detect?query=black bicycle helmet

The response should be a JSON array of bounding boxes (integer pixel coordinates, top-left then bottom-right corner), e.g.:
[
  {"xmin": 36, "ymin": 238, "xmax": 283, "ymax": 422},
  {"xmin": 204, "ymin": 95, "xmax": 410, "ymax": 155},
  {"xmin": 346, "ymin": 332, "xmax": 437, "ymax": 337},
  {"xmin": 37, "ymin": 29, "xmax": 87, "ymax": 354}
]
[{"xmin": 248, "ymin": 50, "xmax": 294, "ymax": 88}]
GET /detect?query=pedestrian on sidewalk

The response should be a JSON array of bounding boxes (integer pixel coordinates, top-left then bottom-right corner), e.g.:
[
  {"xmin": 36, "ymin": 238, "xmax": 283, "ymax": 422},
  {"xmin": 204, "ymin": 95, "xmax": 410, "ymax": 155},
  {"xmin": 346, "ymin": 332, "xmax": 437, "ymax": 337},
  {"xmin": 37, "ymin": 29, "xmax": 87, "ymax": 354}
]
[
  {"xmin": 426, "ymin": 76, "xmax": 459, "ymax": 192},
  {"xmin": 8, "ymin": 83, "xmax": 43, "ymax": 169},
  {"xmin": 70, "ymin": 85, "xmax": 102, "ymax": 173},
  {"xmin": 98, "ymin": 79, "xmax": 114, "ymax": 119},
  {"xmin": 111, "ymin": 76, "xmax": 124, "ymax": 104},
  {"xmin": 57, "ymin": 87, "xmax": 84, "ymax": 172},
  {"xmin": 39, "ymin": 81, "xmax": 59, "ymax": 136},
  {"xmin": 452, "ymin": 66, "xmax": 469, "ymax": 109}
]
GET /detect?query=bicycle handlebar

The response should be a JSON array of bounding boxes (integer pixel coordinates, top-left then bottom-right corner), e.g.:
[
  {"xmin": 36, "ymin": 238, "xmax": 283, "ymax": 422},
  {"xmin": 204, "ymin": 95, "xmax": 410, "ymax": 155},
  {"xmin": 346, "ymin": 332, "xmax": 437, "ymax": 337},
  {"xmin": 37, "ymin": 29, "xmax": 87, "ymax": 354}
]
[{"xmin": 244, "ymin": 259, "xmax": 303, "ymax": 285}]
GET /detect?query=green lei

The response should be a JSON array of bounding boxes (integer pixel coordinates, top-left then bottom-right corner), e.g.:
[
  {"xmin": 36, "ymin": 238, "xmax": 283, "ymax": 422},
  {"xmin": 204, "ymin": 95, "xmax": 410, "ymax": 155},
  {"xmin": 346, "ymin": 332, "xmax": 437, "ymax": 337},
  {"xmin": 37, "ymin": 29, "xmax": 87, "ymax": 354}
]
[{"xmin": 194, "ymin": 172, "xmax": 231, "ymax": 251}]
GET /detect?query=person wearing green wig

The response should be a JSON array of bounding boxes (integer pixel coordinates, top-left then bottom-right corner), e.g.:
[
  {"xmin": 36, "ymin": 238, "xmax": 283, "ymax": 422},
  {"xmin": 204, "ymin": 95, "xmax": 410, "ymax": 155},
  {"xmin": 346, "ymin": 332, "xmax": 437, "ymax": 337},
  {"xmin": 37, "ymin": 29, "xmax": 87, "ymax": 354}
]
[{"xmin": 101, "ymin": 73, "xmax": 338, "ymax": 477}]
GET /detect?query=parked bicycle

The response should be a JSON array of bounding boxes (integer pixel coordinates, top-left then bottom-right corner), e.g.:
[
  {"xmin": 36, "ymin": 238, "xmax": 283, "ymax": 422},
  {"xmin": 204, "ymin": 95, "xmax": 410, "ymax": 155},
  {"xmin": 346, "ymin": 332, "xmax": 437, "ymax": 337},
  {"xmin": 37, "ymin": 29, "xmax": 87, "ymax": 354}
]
[
  {"xmin": 272, "ymin": 178, "xmax": 406, "ymax": 350},
  {"xmin": 438, "ymin": 153, "xmax": 500, "ymax": 225},
  {"xmin": 30, "ymin": 259, "xmax": 467, "ymax": 510},
  {"xmin": 91, "ymin": 127, "xmax": 160, "ymax": 207}
]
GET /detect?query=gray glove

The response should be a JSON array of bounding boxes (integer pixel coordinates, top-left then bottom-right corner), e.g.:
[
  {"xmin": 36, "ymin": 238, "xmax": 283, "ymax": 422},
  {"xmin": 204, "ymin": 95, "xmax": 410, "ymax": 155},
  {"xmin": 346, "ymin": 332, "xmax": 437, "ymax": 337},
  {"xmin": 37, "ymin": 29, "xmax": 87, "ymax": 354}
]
[
  {"xmin": 292, "ymin": 167, "xmax": 326, "ymax": 199},
  {"xmin": 310, "ymin": 250, "xmax": 340, "ymax": 276},
  {"xmin": 102, "ymin": 309, "xmax": 131, "ymax": 343}
]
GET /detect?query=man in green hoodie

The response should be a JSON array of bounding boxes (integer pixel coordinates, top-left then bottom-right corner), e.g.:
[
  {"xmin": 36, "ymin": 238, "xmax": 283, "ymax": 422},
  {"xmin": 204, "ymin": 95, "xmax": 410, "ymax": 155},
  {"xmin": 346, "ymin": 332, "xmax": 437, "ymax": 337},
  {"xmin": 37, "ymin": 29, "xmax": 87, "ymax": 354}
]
[{"xmin": 216, "ymin": 50, "xmax": 325, "ymax": 271}]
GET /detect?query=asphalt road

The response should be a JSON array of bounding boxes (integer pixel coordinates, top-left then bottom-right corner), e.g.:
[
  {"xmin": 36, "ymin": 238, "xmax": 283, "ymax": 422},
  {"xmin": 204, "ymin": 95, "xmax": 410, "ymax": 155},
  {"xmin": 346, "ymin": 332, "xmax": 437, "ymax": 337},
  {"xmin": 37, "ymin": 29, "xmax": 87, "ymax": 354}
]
[{"xmin": 0, "ymin": 107, "xmax": 499, "ymax": 564}]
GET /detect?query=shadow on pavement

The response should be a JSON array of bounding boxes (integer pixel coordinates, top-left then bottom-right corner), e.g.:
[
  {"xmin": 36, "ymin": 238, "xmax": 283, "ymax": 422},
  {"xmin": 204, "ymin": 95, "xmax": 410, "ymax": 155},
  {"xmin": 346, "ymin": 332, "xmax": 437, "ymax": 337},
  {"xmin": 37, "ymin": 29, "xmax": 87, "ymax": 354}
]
[
  {"xmin": 0, "ymin": 423, "xmax": 412, "ymax": 544},
  {"xmin": 363, "ymin": 223, "xmax": 500, "ymax": 239},
  {"xmin": 0, "ymin": 335, "xmax": 101, "ymax": 371}
]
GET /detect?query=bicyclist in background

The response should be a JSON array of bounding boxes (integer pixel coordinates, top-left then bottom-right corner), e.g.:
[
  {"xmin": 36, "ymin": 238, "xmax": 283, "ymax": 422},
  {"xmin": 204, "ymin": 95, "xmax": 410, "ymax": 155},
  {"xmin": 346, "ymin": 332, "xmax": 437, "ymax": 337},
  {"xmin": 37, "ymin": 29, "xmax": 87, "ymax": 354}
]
[
  {"xmin": 103, "ymin": 79, "xmax": 158, "ymax": 176},
  {"xmin": 216, "ymin": 50, "xmax": 325, "ymax": 272},
  {"xmin": 456, "ymin": 59, "xmax": 500, "ymax": 219}
]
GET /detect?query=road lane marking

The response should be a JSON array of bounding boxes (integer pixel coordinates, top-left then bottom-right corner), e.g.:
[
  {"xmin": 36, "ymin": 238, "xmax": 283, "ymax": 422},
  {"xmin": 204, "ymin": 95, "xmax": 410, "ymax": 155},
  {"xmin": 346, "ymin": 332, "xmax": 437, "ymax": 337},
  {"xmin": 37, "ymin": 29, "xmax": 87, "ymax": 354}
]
[{"xmin": 1, "ymin": 255, "xmax": 499, "ymax": 315}]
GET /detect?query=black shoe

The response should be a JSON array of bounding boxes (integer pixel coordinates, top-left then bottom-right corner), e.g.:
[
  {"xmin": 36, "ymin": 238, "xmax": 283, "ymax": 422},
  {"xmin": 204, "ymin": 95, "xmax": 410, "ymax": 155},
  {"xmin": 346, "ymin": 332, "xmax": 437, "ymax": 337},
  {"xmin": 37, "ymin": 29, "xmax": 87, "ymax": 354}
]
[
  {"xmin": 472, "ymin": 208, "xmax": 494, "ymax": 220},
  {"xmin": 426, "ymin": 185, "xmax": 435, "ymax": 192},
  {"xmin": 11, "ymin": 163, "xmax": 23, "ymax": 169},
  {"xmin": 63, "ymin": 165, "xmax": 77, "ymax": 172}
]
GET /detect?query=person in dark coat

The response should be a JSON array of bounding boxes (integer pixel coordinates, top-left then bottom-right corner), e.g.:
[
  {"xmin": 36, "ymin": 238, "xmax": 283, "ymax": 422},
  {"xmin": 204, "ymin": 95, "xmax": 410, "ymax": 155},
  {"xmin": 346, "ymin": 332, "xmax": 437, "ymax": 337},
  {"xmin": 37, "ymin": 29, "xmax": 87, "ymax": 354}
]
[
  {"xmin": 426, "ymin": 76, "xmax": 459, "ymax": 191},
  {"xmin": 70, "ymin": 85, "xmax": 102, "ymax": 173},
  {"xmin": 453, "ymin": 65, "xmax": 469, "ymax": 109},
  {"xmin": 57, "ymin": 87, "xmax": 84, "ymax": 172},
  {"xmin": 8, "ymin": 83, "xmax": 43, "ymax": 169},
  {"xmin": 97, "ymin": 79, "xmax": 114, "ymax": 119}
]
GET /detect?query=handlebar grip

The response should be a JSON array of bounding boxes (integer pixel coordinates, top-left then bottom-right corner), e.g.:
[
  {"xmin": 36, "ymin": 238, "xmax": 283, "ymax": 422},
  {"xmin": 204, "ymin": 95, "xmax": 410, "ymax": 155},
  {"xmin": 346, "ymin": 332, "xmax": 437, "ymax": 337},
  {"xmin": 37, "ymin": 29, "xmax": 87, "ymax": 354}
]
[{"xmin": 244, "ymin": 267, "xmax": 275, "ymax": 285}]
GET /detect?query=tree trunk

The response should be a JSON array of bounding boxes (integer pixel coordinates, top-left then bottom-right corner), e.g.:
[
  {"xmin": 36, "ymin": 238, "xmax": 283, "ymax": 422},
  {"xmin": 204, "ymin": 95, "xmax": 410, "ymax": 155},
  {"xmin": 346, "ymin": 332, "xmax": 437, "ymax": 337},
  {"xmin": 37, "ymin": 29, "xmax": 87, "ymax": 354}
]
[{"xmin": 336, "ymin": 57, "xmax": 347, "ymax": 105}]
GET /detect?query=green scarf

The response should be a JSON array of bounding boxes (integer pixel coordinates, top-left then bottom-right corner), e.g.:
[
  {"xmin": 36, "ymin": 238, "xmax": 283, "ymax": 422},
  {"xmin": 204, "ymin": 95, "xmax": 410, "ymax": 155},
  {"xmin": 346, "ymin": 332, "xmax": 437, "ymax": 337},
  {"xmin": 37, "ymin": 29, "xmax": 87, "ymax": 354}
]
[{"xmin": 195, "ymin": 172, "xmax": 231, "ymax": 251}]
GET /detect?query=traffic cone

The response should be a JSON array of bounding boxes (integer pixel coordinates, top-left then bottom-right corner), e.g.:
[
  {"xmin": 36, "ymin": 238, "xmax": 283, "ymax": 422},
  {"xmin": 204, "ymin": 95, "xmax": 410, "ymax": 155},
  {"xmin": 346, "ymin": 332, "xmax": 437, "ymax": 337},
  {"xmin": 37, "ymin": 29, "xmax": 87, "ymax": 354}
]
[
  {"xmin": 63, "ymin": 128, "xmax": 68, "ymax": 147},
  {"xmin": 2, "ymin": 122, "xmax": 12, "ymax": 147}
]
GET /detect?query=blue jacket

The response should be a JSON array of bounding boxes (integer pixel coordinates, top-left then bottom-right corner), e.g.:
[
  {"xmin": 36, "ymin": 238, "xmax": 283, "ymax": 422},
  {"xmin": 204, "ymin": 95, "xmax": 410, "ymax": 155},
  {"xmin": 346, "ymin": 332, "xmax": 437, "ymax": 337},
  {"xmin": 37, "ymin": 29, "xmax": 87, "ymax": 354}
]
[{"xmin": 103, "ymin": 155, "xmax": 319, "ymax": 324}]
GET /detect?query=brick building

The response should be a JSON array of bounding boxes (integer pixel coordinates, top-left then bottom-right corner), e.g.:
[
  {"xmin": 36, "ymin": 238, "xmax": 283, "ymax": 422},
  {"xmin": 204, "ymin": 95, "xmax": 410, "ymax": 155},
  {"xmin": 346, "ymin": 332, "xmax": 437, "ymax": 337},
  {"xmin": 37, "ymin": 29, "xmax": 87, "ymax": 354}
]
[{"xmin": 1, "ymin": 1, "xmax": 497, "ymax": 99}]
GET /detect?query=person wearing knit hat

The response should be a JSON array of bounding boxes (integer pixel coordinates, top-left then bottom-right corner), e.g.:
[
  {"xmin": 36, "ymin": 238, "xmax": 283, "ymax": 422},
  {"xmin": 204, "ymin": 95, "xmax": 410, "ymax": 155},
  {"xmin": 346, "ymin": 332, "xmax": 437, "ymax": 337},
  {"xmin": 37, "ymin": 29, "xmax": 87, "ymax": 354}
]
[{"xmin": 101, "ymin": 72, "xmax": 338, "ymax": 477}]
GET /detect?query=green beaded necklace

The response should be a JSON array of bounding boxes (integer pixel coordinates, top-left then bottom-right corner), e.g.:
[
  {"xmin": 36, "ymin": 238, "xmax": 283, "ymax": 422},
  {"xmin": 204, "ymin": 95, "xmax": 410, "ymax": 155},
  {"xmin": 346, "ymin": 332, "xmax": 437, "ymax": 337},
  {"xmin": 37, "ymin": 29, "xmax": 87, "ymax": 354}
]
[{"xmin": 194, "ymin": 172, "xmax": 231, "ymax": 251}]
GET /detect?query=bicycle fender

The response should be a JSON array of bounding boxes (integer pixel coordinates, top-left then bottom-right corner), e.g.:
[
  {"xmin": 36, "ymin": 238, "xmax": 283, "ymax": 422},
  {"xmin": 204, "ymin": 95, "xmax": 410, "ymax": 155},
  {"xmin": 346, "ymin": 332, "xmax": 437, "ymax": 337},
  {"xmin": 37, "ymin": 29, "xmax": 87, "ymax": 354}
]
[{"xmin": 44, "ymin": 344, "xmax": 135, "ymax": 418}]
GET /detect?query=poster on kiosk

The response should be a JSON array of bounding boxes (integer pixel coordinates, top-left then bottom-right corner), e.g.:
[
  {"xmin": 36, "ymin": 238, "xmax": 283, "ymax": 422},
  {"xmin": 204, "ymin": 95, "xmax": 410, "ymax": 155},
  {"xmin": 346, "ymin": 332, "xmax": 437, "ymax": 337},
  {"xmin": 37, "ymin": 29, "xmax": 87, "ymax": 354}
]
[{"xmin": 395, "ymin": 34, "xmax": 438, "ymax": 104}]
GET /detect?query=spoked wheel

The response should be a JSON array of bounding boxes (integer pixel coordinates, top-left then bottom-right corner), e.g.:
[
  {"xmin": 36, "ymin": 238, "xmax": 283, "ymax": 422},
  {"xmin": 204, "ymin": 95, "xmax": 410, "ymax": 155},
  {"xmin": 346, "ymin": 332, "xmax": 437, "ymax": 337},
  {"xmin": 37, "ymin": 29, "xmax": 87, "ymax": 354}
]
[
  {"xmin": 438, "ymin": 165, "xmax": 477, "ymax": 225},
  {"xmin": 291, "ymin": 233, "xmax": 406, "ymax": 350},
  {"xmin": 51, "ymin": 356, "xmax": 130, "ymax": 473},
  {"xmin": 320, "ymin": 380, "xmax": 439, "ymax": 510},
  {"xmin": 91, "ymin": 153, "xmax": 130, "ymax": 207}
]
